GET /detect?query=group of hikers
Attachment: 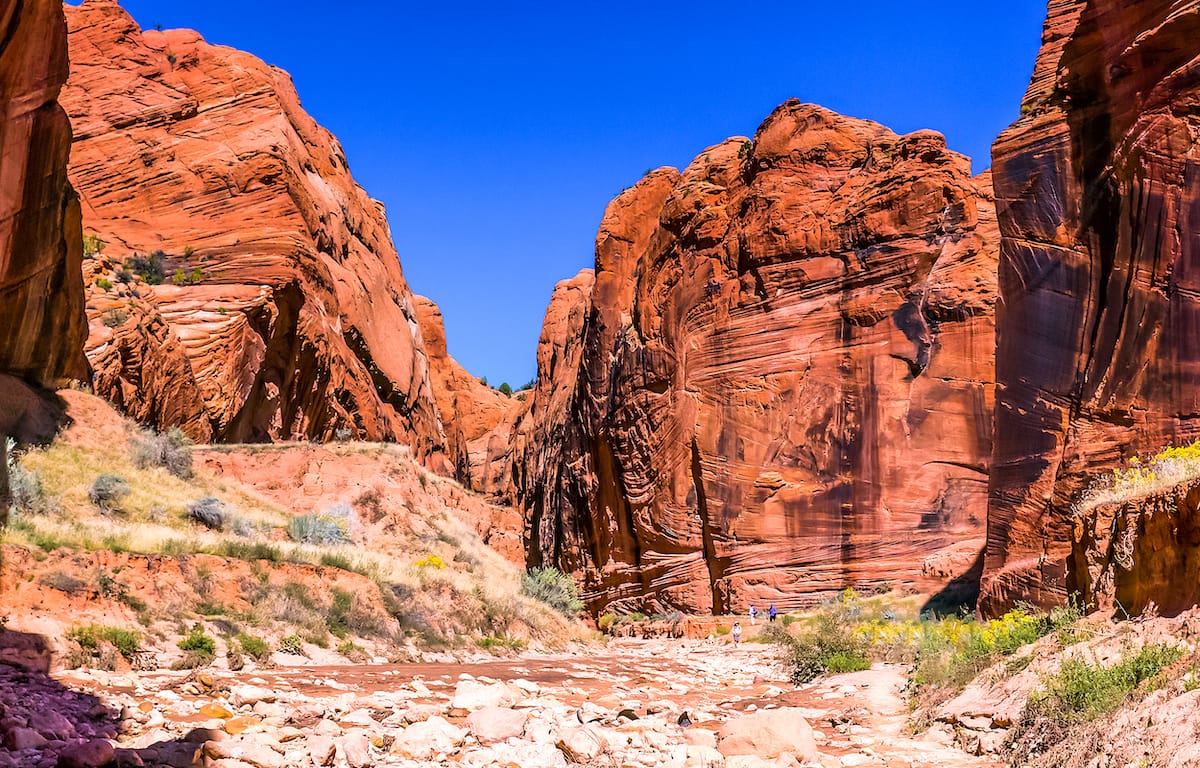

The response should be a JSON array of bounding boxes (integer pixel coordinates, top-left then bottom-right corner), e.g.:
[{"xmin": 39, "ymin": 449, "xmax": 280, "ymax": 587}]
[{"xmin": 730, "ymin": 603, "xmax": 777, "ymax": 644}]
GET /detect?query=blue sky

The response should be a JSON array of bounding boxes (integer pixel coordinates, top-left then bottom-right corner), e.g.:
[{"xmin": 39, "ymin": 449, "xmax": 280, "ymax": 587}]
[{"xmin": 111, "ymin": 2, "xmax": 1048, "ymax": 388}]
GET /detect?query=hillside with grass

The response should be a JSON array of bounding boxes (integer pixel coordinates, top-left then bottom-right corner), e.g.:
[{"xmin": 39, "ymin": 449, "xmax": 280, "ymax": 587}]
[{"xmin": 1, "ymin": 391, "xmax": 586, "ymax": 672}]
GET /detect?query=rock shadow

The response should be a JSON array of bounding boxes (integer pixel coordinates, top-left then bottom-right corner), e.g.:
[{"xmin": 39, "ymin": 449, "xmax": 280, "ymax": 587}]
[
  {"xmin": 921, "ymin": 550, "xmax": 984, "ymax": 618},
  {"xmin": 0, "ymin": 628, "xmax": 199, "ymax": 768}
]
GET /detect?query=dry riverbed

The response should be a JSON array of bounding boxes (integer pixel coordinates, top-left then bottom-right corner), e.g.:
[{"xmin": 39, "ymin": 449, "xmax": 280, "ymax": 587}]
[{"xmin": 0, "ymin": 637, "xmax": 995, "ymax": 768}]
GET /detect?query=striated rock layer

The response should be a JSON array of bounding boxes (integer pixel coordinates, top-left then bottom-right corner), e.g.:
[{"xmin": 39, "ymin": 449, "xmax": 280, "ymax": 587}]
[
  {"xmin": 1073, "ymin": 483, "xmax": 1200, "ymax": 618},
  {"xmin": 61, "ymin": 0, "xmax": 444, "ymax": 456},
  {"xmin": 982, "ymin": 0, "xmax": 1200, "ymax": 614},
  {"xmin": 0, "ymin": 0, "xmax": 87, "ymax": 390},
  {"xmin": 512, "ymin": 101, "xmax": 999, "ymax": 614},
  {"xmin": 413, "ymin": 296, "xmax": 519, "ymax": 487}
]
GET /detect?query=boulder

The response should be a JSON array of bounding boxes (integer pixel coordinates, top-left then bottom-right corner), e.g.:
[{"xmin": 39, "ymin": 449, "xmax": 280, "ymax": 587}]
[
  {"xmin": 56, "ymin": 739, "xmax": 115, "ymax": 768},
  {"xmin": 391, "ymin": 716, "xmax": 464, "ymax": 761},
  {"xmin": 306, "ymin": 734, "xmax": 336, "ymax": 767},
  {"xmin": 716, "ymin": 708, "xmax": 818, "ymax": 762},
  {"xmin": 555, "ymin": 726, "xmax": 606, "ymax": 763},
  {"xmin": 451, "ymin": 680, "xmax": 517, "ymax": 711},
  {"xmin": 338, "ymin": 733, "xmax": 372, "ymax": 768},
  {"xmin": 465, "ymin": 707, "xmax": 528, "ymax": 744}
]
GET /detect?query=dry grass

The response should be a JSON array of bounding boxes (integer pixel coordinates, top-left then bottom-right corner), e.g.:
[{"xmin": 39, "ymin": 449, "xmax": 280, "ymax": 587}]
[{"xmin": 4, "ymin": 409, "xmax": 585, "ymax": 652}]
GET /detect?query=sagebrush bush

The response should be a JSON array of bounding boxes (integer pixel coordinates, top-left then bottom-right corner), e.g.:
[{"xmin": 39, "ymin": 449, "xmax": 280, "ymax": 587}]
[
  {"xmin": 132, "ymin": 427, "xmax": 193, "ymax": 479},
  {"xmin": 288, "ymin": 504, "xmax": 350, "ymax": 545},
  {"xmin": 88, "ymin": 474, "xmax": 131, "ymax": 511},
  {"xmin": 9, "ymin": 458, "xmax": 55, "ymax": 515},
  {"xmin": 520, "ymin": 566, "xmax": 582, "ymax": 617},
  {"xmin": 187, "ymin": 497, "xmax": 227, "ymax": 530}
]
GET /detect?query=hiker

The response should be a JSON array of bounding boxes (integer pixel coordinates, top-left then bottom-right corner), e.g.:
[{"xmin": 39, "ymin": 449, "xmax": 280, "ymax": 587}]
[
  {"xmin": 731, "ymin": 621, "xmax": 742, "ymax": 645},
  {"xmin": 749, "ymin": 605, "xmax": 757, "ymax": 625},
  {"xmin": 769, "ymin": 604, "xmax": 777, "ymax": 623}
]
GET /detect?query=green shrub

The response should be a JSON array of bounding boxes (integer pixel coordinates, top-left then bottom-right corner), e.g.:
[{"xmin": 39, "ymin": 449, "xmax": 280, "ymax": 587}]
[
  {"xmin": 278, "ymin": 634, "xmax": 305, "ymax": 656},
  {"xmin": 177, "ymin": 625, "xmax": 216, "ymax": 659},
  {"xmin": 96, "ymin": 278, "xmax": 113, "ymax": 292},
  {"xmin": 520, "ymin": 566, "xmax": 582, "ymax": 617},
  {"xmin": 89, "ymin": 474, "xmax": 131, "ymax": 511},
  {"xmin": 67, "ymin": 624, "xmax": 140, "ymax": 660},
  {"xmin": 288, "ymin": 505, "xmax": 350, "ymax": 545},
  {"xmin": 83, "ymin": 234, "xmax": 107, "ymax": 257},
  {"xmin": 132, "ymin": 427, "xmax": 193, "ymax": 478},
  {"xmin": 476, "ymin": 635, "xmax": 526, "ymax": 653},
  {"xmin": 1030, "ymin": 643, "xmax": 1183, "ymax": 722},
  {"xmin": 498, "ymin": 382, "xmax": 513, "ymax": 396},
  {"xmin": 235, "ymin": 632, "xmax": 271, "ymax": 662},
  {"xmin": 126, "ymin": 251, "xmax": 166, "ymax": 284},
  {"xmin": 766, "ymin": 591, "xmax": 873, "ymax": 684},
  {"xmin": 326, "ymin": 587, "xmax": 385, "ymax": 638},
  {"xmin": 205, "ymin": 540, "xmax": 283, "ymax": 562}
]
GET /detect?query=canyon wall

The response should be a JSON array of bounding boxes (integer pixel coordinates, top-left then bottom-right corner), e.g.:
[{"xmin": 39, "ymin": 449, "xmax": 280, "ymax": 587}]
[
  {"xmin": 413, "ymin": 295, "xmax": 521, "ymax": 486},
  {"xmin": 982, "ymin": 0, "xmax": 1200, "ymax": 614},
  {"xmin": 61, "ymin": 0, "xmax": 445, "ymax": 457},
  {"xmin": 513, "ymin": 101, "xmax": 1000, "ymax": 614},
  {"xmin": 0, "ymin": 0, "xmax": 87, "ymax": 393}
]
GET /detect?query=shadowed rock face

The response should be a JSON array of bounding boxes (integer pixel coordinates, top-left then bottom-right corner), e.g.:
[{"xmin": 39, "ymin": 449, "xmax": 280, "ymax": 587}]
[
  {"xmin": 982, "ymin": 0, "xmax": 1200, "ymax": 615},
  {"xmin": 0, "ymin": 0, "xmax": 87, "ymax": 389},
  {"xmin": 512, "ymin": 101, "xmax": 999, "ymax": 614},
  {"xmin": 61, "ymin": 1, "xmax": 445, "ymax": 457}
]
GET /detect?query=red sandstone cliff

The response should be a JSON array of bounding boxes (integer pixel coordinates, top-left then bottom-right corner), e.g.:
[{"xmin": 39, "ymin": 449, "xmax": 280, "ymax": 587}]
[
  {"xmin": 512, "ymin": 102, "xmax": 999, "ymax": 614},
  {"xmin": 0, "ymin": 0, "xmax": 87, "ymax": 391},
  {"xmin": 61, "ymin": 0, "xmax": 445, "ymax": 456},
  {"xmin": 413, "ymin": 295, "xmax": 521, "ymax": 486},
  {"xmin": 982, "ymin": 0, "xmax": 1200, "ymax": 615}
]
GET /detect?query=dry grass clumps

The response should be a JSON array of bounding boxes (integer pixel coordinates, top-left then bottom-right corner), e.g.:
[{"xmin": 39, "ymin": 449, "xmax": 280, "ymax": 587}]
[{"xmin": 3, "ymin": 402, "xmax": 586, "ymax": 655}]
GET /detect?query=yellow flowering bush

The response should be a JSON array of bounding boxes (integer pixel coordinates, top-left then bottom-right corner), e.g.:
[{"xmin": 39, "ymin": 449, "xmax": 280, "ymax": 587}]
[
  {"xmin": 1079, "ymin": 439, "xmax": 1200, "ymax": 512},
  {"xmin": 413, "ymin": 553, "xmax": 447, "ymax": 569}
]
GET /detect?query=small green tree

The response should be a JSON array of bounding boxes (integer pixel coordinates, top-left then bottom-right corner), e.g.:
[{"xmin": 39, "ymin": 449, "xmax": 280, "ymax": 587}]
[{"xmin": 498, "ymin": 382, "xmax": 513, "ymax": 396}]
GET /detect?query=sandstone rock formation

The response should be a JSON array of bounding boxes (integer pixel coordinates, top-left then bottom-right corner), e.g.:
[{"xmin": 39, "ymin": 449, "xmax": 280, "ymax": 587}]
[
  {"xmin": 982, "ymin": 0, "xmax": 1200, "ymax": 614},
  {"xmin": 61, "ymin": 0, "xmax": 444, "ymax": 456},
  {"xmin": 0, "ymin": 0, "xmax": 88, "ymax": 390},
  {"xmin": 413, "ymin": 296, "xmax": 519, "ymax": 487},
  {"xmin": 1073, "ymin": 482, "xmax": 1200, "ymax": 618},
  {"xmin": 512, "ymin": 101, "xmax": 999, "ymax": 614}
]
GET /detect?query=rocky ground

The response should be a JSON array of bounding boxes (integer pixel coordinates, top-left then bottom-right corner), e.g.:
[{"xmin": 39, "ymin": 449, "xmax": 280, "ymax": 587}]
[{"xmin": 0, "ymin": 633, "xmax": 994, "ymax": 768}]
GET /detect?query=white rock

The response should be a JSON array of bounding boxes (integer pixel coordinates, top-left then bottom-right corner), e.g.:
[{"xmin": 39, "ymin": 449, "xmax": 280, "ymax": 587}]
[
  {"xmin": 339, "ymin": 709, "xmax": 378, "ymax": 727},
  {"xmin": 339, "ymin": 733, "xmax": 373, "ymax": 768},
  {"xmin": 392, "ymin": 716, "xmax": 465, "ymax": 760},
  {"xmin": 685, "ymin": 744, "xmax": 726, "ymax": 767},
  {"xmin": 465, "ymin": 707, "xmax": 528, "ymax": 744},
  {"xmin": 716, "ymin": 708, "xmax": 818, "ymax": 762},
  {"xmin": 556, "ymin": 726, "xmax": 606, "ymax": 762},
  {"xmin": 452, "ymin": 680, "xmax": 517, "ymax": 711},
  {"xmin": 229, "ymin": 685, "xmax": 276, "ymax": 708}
]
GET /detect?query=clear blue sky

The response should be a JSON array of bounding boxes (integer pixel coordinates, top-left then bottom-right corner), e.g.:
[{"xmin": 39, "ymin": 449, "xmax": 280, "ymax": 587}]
[{"xmin": 111, "ymin": 1, "xmax": 1048, "ymax": 388}]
